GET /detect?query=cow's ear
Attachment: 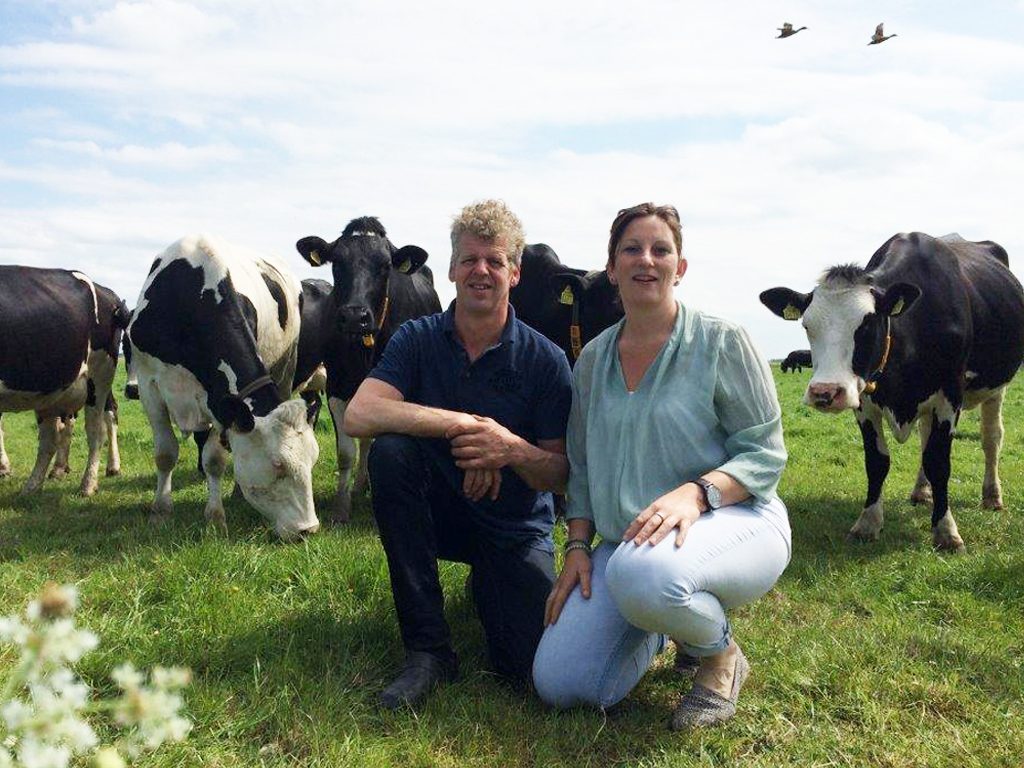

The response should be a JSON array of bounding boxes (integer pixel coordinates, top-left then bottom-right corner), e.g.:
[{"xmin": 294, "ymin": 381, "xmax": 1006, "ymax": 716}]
[
  {"xmin": 760, "ymin": 287, "xmax": 812, "ymax": 321},
  {"xmin": 392, "ymin": 245, "xmax": 428, "ymax": 274},
  {"xmin": 220, "ymin": 395, "xmax": 255, "ymax": 434},
  {"xmin": 296, "ymin": 236, "xmax": 330, "ymax": 267},
  {"xmin": 876, "ymin": 282, "xmax": 920, "ymax": 317}
]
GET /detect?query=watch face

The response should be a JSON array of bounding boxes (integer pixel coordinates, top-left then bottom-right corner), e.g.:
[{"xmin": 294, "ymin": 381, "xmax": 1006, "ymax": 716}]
[{"xmin": 706, "ymin": 483, "xmax": 722, "ymax": 508}]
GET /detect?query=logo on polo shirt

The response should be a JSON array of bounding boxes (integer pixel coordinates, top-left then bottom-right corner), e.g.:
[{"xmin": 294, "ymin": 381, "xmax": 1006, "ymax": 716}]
[{"xmin": 489, "ymin": 367, "xmax": 522, "ymax": 393}]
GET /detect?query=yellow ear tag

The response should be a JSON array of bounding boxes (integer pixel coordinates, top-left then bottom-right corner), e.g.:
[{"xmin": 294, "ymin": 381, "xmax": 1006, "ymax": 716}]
[
  {"xmin": 398, "ymin": 259, "xmax": 412, "ymax": 274},
  {"xmin": 361, "ymin": 334, "xmax": 375, "ymax": 348},
  {"xmin": 891, "ymin": 297, "xmax": 905, "ymax": 316},
  {"xmin": 783, "ymin": 304, "xmax": 801, "ymax": 321},
  {"xmin": 559, "ymin": 286, "xmax": 575, "ymax": 305},
  {"xmin": 308, "ymin": 251, "xmax": 321, "ymax": 266}
]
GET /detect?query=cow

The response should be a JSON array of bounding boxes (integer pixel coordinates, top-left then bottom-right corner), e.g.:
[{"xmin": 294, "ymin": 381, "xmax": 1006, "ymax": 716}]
[
  {"xmin": 296, "ymin": 216, "xmax": 441, "ymax": 523},
  {"xmin": 510, "ymin": 244, "xmax": 623, "ymax": 365},
  {"xmin": 47, "ymin": 392, "xmax": 121, "ymax": 480},
  {"xmin": 780, "ymin": 349, "xmax": 812, "ymax": 373},
  {"xmin": 127, "ymin": 234, "xmax": 321, "ymax": 540},
  {"xmin": 123, "ymin": 278, "xmax": 331, "ymax": 474},
  {"xmin": 0, "ymin": 267, "xmax": 128, "ymax": 496},
  {"xmin": 760, "ymin": 232, "xmax": 1024, "ymax": 552}
]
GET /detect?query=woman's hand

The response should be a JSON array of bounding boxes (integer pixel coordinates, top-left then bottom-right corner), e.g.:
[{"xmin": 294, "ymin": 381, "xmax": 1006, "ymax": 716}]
[
  {"xmin": 544, "ymin": 550, "xmax": 592, "ymax": 626},
  {"xmin": 623, "ymin": 483, "xmax": 704, "ymax": 548}
]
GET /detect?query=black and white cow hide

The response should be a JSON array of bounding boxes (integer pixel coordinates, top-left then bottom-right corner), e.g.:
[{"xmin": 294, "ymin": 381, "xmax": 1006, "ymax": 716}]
[
  {"xmin": 0, "ymin": 268, "xmax": 127, "ymax": 495},
  {"xmin": 128, "ymin": 235, "xmax": 320, "ymax": 540},
  {"xmin": 761, "ymin": 232, "xmax": 1024, "ymax": 552},
  {"xmin": 296, "ymin": 216, "xmax": 441, "ymax": 522}
]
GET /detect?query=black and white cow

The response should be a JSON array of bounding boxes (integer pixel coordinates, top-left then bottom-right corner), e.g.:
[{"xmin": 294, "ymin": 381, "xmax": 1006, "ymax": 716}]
[
  {"xmin": 761, "ymin": 232, "xmax": 1024, "ymax": 551},
  {"xmin": 0, "ymin": 267, "xmax": 127, "ymax": 495},
  {"xmin": 780, "ymin": 349, "xmax": 812, "ymax": 373},
  {"xmin": 128, "ymin": 235, "xmax": 320, "ymax": 540},
  {"xmin": 510, "ymin": 244, "xmax": 623, "ymax": 365},
  {"xmin": 296, "ymin": 216, "xmax": 441, "ymax": 522}
]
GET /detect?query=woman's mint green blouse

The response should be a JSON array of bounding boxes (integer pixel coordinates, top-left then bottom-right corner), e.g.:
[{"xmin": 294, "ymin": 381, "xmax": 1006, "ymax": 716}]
[{"xmin": 567, "ymin": 301, "xmax": 787, "ymax": 543}]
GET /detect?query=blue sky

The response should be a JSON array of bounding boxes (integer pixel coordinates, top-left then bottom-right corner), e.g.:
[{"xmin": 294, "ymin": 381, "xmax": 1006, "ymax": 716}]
[{"xmin": 2, "ymin": 0, "xmax": 1023, "ymax": 357}]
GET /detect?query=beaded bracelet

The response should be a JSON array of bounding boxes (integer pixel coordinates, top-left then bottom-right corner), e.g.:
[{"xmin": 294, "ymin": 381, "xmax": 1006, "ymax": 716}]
[{"xmin": 564, "ymin": 539, "xmax": 592, "ymax": 556}]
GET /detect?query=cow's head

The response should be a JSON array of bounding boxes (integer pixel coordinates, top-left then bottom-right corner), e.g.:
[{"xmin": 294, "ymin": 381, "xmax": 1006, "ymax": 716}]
[
  {"xmin": 760, "ymin": 266, "xmax": 919, "ymax": 412},
  {"xmin": 296, "ymin": 217, "xmax": 427, "ymax": 342},
  {"xmin": 220, "ymin": 397, "xmax": 321, "ymax": 540}
]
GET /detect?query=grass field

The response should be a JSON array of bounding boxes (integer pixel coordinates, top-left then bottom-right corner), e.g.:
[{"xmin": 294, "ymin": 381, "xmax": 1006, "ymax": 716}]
[{"xmin": 2, "ymin": 367, "xmax": 1022, "ymax": 767}]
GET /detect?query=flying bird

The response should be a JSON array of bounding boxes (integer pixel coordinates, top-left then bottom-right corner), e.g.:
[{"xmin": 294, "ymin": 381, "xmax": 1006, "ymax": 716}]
[
  {"xmin": 868, "ymin": 23, "xmax": 897, "ymax": 45},
  {"xmin": 777, "ymin": 22, "xmax": 807, "ymax": 38}
]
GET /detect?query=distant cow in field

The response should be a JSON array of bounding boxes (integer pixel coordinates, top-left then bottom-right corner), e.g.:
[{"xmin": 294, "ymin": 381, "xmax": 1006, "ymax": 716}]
[
  {"xmin": 780, "ymin": 349, "xmax": 812, "ymax": 373},
  {"xmin": 760, "ymin": 232, "xmax": 1024, "ymax": 552},
  {"xmin": 510, "ymin": 244, "xmax": 622, "ymax": 365},
  {"xmin": 128, "ymin": 235, "xmax": 320, "ymax": 540},
  {"xmin": 0, "ymin": 267, "xmax": 128, "ymax": 495},
  {"xmin": 296, "ymin": 216, "xmax": 441, "ymax": 522}
]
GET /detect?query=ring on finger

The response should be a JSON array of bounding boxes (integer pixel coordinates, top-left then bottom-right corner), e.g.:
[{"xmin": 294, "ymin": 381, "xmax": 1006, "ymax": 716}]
[{"xmin": 651, "ymin": 512, "xmax": 664, "ymax": 525}]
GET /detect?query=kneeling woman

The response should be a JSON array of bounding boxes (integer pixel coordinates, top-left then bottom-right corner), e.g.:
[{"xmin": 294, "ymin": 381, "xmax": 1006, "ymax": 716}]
[{"xmin": 532, "ymin": 203, "xmax": 790, "ymax": 729}]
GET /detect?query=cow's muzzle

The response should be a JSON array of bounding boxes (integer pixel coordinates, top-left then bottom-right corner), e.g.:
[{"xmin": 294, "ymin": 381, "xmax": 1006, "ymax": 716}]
[
  {"xmin": 124, "ymin": 383, "xmax": 140, "ymax": 400},
  {"xmin": 337, "ymin": 305, "xmax": 374, "ymax": 334},
  {"xmin": 807, "ymin": 382, "xmax": 847, "ymax": 411}
]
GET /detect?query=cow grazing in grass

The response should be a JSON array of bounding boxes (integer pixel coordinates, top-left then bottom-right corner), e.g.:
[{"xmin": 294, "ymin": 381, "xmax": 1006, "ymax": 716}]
[
  {"xmin": 510, "ymin": 244, "xmax": 622, "ymax": 365},
  {"xmin": 128, "ymin": 235, "xmax": 320, "ymax": 540},
  {"xmin": 780, "ymin": 349, "xmax": 812, "ymax": 373},
  {"xmin": 761, "ymin": 232, "xmax": 1024, "ymax": 552},
  {"xmin": 0, "ymin": 267, "xmax": 128, "ymax": 495},
  {"xmin": 296, "ymin": 216, "xmax": 441, "ymax": 522}
]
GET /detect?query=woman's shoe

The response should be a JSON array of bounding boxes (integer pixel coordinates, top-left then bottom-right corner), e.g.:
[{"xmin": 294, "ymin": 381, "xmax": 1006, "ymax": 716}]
[{"xmin": 670, "ymin": 646, "xmax": 749, "ymax": 730}]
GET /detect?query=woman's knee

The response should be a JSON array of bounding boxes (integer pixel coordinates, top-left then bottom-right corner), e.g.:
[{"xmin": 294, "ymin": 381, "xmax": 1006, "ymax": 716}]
[
  {"xmin": 605, "ymin": 543, "xmax": 697, "ymax": 628},
  {"xmin": 532, "ymin": 635, "xmax": 602, "ymax": 709}
]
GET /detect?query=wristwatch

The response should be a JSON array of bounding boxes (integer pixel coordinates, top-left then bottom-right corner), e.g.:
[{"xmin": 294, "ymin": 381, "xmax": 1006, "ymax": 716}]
[{"xmin": 693, "ymin": 478, "xmax": 722, "ymax": 513}]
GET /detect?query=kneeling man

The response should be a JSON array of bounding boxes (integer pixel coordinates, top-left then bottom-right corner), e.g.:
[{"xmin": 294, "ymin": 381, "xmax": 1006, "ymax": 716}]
[{"xmin": 345, "ymin": 200, "xmax": 572, "ymax": 709}]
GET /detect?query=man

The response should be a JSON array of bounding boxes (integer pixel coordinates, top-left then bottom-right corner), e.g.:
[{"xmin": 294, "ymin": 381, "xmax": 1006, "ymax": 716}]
[{"xmin": 344, "ymin": 200, "xmax": 573, "ymax": 709}]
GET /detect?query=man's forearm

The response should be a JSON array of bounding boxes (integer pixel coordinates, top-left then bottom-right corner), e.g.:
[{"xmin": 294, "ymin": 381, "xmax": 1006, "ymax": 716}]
[
  {"xmin": 344, "ymin": 395, "xmax": 469, "ymax": 439},
  {"xmin": 507, "ymin": 437, "xmax": 568, "ymax": 494}
]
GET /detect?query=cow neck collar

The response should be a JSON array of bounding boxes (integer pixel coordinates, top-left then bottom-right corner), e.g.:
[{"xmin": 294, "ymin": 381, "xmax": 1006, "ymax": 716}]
[
  {"xmin": 235, "ymin": 374, "xmax": 280, "ymax": 417},
  {"xmin": 568, "ymin": 296, "xmax": 582, "ymax": 361},
  {"xmin": 863, "ymin": 316, "xmax": 893, "ymax": 395},
  {"xmin": 360, "ymin": 294, "xmax": 389, "ymax": 349}
]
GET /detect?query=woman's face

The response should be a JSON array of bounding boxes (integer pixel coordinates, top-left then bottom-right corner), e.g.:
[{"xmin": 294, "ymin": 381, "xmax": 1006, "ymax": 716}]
[{"xmin": 607, "ymin": 215, "xmax": 686, "ymax": 310}]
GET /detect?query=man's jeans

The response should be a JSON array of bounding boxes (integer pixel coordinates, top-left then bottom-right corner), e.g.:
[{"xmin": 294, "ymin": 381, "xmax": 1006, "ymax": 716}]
[{"xmin": 369, "ymin": 433, "xmax": 555, "ymax": 682}]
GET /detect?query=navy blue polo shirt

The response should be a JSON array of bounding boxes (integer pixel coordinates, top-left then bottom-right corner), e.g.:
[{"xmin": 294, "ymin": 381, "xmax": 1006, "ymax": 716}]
[{"xmin": 368, "ymin": 302, "xmax": 572, "ymax": 549}]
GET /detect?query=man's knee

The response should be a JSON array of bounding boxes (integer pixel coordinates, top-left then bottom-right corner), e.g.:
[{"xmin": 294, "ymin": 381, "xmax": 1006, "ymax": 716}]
[{"xmin": 367, "ymin": 433, "xmax": 423, "ymax": 482}]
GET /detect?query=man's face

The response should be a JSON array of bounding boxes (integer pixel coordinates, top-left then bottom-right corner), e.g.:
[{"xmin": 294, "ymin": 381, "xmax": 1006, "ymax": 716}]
[{"xmin": 449, "ymin": 233, "xmax": 521, "ymax": 317}]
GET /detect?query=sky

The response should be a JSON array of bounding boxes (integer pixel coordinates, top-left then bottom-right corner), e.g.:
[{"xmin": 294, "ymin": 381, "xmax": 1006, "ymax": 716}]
[{"xmin": 2, "ymin": 0, "xmax": 1023, "ymax": 358}]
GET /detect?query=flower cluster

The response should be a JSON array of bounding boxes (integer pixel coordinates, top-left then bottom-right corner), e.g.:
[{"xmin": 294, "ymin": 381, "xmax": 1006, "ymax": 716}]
[{"xmin": 0, "ymin": 583, "xmax": 192, "ymax": 768}]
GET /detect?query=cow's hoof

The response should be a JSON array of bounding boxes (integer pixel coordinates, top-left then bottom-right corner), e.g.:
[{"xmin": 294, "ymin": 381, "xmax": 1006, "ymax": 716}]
[
  {"xmin": 982, "ymin": 496, "xmax": 1003, "ymax": 510},
  {"xmin": 328, "ymin": 495, "xmax": 352, "ymax": 525},
  {"xmin": 105, "ymin": 467, "xmax": 121, "ymax": 477},
  {"xmin": 79, "ymin": 481, "xmax": 98, "ymax": 497},
  {"xmin": 204, "ymin": 509, "xmax": 228, "ymax": 536},
  {"xmin": 0, "ymin": 467, "xmax": 11, "ymax": 479},
  {"xmin": 932, "ymin": 532, "xmax": 966, "ymax": 554},
  {"xmin": 150, "ymin": 499, "xmax": 173, "ymax": 520},
  {"xmin": 48, "ymin": 466, "xmax": 69, "ymax": 480},
  {"xmin": 909, "ymin": 488, "xmax": 932, "ymax": 505},
  {"xmin": 846, "ymin": 523, "xmax": 881, "ymax": 542},
  {"xmin": 20, "ymin": 481, "xmax": 43, "ymax": 495}
]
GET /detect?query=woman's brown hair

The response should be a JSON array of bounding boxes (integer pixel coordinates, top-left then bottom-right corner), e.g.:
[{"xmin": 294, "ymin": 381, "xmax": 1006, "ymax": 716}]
[{"xmin": 607, "ymin": 203, "xmax": 683, "ymax": 265}]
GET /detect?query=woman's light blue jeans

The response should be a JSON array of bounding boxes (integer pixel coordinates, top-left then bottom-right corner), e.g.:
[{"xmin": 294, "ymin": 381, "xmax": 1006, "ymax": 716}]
[{"xmin": 532, "ymin": 499, "xmax": 791, "ymax": 709}]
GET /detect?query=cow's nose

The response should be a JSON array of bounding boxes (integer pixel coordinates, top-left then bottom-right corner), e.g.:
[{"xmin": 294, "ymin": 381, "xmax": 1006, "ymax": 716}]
[
  {"xmin": 808, "ymin": 383, "xmax": 844, "ymax": 410},
  {"xmin": 298, "ymin": 522, "xmax": 320, "ymax": 538},
  {"xmin": 338, "ymin": 305, "xmax": 373, "ymax": 332},
  {"xmin": 124, "ymin": 383, "xmax": 139, "ymax": 400}
]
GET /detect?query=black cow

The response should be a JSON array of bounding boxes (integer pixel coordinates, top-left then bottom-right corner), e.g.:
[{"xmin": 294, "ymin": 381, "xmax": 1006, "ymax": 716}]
[
  {"xmin": 780, "ymin": 349, "xmax": 812, "ymax": 373},
  {"xmin": 128, "ymin": 234, "xmax": 321, "ymax": 540},
  {"xmin": 296, "ymin": 216, "xmax": 441, "ymax": 522},
  {"xmin": 510, "ymin": 244, "xmax": 622, "ymax": 365},
  {"xmin": 761, "ymin": 232, "xmax": 1024, "ymax": 552},
  {"xmin": 0, "ymin": 268, "xmax": 128, "ymax": 495}
]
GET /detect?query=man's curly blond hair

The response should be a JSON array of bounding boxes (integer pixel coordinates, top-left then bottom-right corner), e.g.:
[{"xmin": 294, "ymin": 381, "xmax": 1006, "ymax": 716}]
[{"xmin": 450, "ymin": 199, "xmax": 526, "ymax": 268}]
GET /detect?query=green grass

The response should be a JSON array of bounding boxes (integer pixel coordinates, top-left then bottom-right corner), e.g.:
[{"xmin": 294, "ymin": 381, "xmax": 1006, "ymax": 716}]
[{"xmin": 2, "ymin": 368, "xmax": 1023, "ymax": 767}]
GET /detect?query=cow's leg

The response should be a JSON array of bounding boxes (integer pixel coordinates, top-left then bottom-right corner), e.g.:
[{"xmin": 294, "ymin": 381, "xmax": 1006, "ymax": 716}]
[
  {"xmin": 105, "ymin": 395, "xmax": 121, "ymax": 477},
  {"xmin": 923, "ymin": 402, "xmax": 964, "ymax": 553},
  {"xmin": 0, "ymin": 414, "xmax": 10, "ymax": 478},
  {"xmin": 49, "ymin": 414, "xmax": 74, "ymax": 479},
  {"xmin": 328, "ymin": 396, "xmax": 355, "ymax": 523},
  {"xmin": 352, "ymin": 437, "xmax": 371, "ymax": 497},
  {"xmin": 22, "ymin": 415, "xmax": 59, "ymax": 494},
  {"xmin": 849, "ymin": 406, "xmax": 889, "ymax": 541},
  {"xmin": 201, "ymin": 429, "xmax": 230, "ymax": 535},
  {"xmin": 910, "ymin": 417, "xmax": 933, "ymax": 505},
  {"xmin": 142, "ymin": 394, "xmax": 178, "ymax": 517},
  {"xmin": 980, "ymin": 388, "xmax": 1005, "ymax": 510}
]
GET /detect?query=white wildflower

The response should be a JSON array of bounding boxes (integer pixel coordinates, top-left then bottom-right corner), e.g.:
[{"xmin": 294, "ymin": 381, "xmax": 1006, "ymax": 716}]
[
  {"xmin": 1, "ymin": 700, "xmax": 32, "ymax": 731},
  {"xmin": 151, "ymin": 667, "xmax": 192, "ymax": 690},
  {"xmin": 109, "ymin": 664, "xmax": 143, "ymax": 691},
  {"xmin": 0, "ymin": 745, "xmax": 13, "ymax": 768},
  {"xmin": 15, "ymin": 738, "xmax": 71, "ymax": 768},
  {"xmin": 0, "ymin": 617, "xmax": 28, "ymax": 646},
  {"xmin": 90, "ymin": 746, "xmax": 126, "ymax": 768}
]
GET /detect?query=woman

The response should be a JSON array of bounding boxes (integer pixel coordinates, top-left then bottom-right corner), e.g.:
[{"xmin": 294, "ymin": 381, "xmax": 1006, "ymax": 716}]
[{"xmin": 532, "ymin": 203, "xmax": 790, "ymax": 729}]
